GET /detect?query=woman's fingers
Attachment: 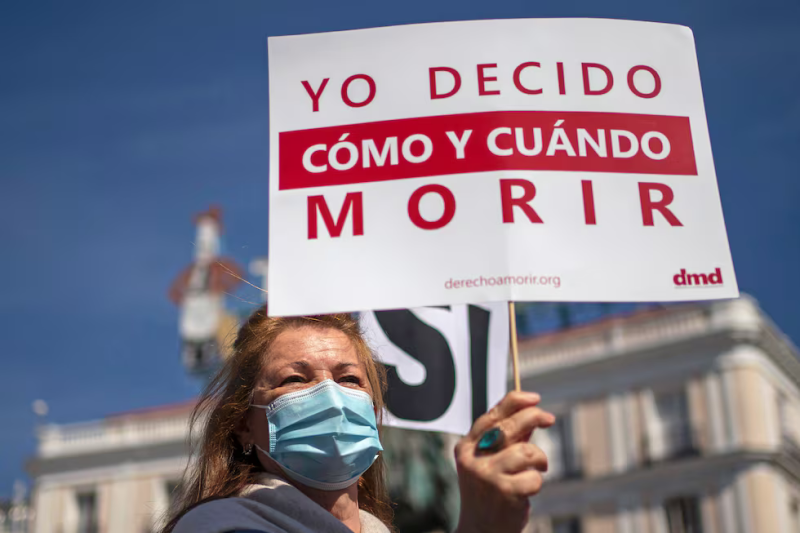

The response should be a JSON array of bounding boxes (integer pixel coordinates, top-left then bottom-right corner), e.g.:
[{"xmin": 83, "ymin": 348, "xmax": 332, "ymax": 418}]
[
  {"xmin": 501, "ymin": 469, "xmax": 545, "ymax": 499},
  {"xmin": 495, "ymin": 406, "xmax": 556, "ymax": 445},
  {"xmin": 454, "ymin": 396, "xmax": 551, "ymax": 533},
  {"xmin": 457, "ymin": 391, "xmax": 554, "ymax": 466},
  {"xmin": 467, "ymin": 391, "xmax": 541, "ymax": 441},
  {"xmin": 491, "ymin": 442, "xmax": 548, "ymax": 474}
]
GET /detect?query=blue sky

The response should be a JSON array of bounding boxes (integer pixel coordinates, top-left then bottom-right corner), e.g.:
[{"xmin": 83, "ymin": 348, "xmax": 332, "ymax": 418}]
[{"xmin": 1, "ymin": 0, "xmax": 798, "ymax": 498}]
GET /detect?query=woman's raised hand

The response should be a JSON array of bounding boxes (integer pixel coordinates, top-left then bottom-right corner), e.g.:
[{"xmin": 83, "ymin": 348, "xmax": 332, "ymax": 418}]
[{"xmin": 453, "ymin": 391, "xmax": 555, "ymax": 533}]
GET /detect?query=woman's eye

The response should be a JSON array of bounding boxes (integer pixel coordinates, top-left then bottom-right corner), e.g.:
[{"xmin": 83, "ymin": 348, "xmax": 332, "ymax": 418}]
[
  {"xmin": 339, "ymin": 375, "xmax": 360, "ymax": 385},
  {"xmin": 280, "ymin": 376, "xmax": 305, "ymax": 386}
]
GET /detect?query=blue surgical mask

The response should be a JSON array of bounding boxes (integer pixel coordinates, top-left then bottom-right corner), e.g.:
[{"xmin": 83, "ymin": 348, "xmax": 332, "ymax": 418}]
[{"xmin": 251, "ymin": 379, "xmax": 383, "ymax": 491}]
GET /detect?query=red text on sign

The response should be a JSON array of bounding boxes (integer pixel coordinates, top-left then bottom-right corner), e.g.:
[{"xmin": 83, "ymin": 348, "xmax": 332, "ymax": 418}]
[
  {"xmin": 428, "ymin": 61, "xmax": 661, "ymax": 99},
  {"xmin": 408, "ymin": 184, "xmax": 457, "ymax": 230},
  {"xmin": 638, "ymin": 182, "xmax": 683, "ymax": 227},
  {"xmin": 306, "ymin": 181, "xmax": 682, "ymax": 239},
  {"xmin": 301, "ymin": 74, "xmax": 377, "ymax": 112},
  {"xmin": 307, "ymin": 193, "xmax": 364, "ymax": 239},
  {"xmin": 300, "ymin": 62, "xmax": 661, "ymax": 112},
  {"xmin": 499, "ymin": 179, "xmax": 543, "ymax": 224}
]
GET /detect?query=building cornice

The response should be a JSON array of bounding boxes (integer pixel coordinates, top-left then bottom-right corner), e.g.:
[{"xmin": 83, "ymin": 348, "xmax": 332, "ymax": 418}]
[
  {"xmin": 517, "ymin": 297, "xmax": 800, "ymax": 389},
  {"xmin": 35, "ymin": 408, "xmax": 193, "ymax": 460},
  {"xmin": 27, "ymin": 440, "xmax": 190, "ymax": 479}
]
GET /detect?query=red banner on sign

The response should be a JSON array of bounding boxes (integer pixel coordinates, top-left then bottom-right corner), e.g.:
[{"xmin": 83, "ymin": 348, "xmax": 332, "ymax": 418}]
[{"xmin": 278, "ymin": 110, "xmax": 697, "ymax": 190}]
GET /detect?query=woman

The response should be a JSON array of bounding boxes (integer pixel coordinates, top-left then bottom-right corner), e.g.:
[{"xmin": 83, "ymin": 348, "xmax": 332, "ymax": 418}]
[{"xmin": 163, "ymin": 309, "xmax": 554, "ymax": 533}]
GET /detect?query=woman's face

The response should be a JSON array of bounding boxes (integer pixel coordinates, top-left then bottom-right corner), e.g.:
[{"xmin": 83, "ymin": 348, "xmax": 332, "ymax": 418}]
[{"xmin": 242, "ymin": 325, "xmax": 372, "ymax": 462}]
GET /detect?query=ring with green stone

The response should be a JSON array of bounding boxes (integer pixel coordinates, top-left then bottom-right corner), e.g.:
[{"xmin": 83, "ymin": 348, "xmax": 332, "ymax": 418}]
[{"xmin": 476, "ymin": 427, "xmax": 505, "ymax": 453}]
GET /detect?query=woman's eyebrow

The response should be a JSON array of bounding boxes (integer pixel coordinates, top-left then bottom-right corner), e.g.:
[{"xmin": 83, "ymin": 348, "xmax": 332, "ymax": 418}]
[
  {"xmin": 287, "ymin": 361, "xmax": 310, "ymax": 371},
  {"xmin": 334, "ymin": 362, "xmax": 358, "ymax": 372}
]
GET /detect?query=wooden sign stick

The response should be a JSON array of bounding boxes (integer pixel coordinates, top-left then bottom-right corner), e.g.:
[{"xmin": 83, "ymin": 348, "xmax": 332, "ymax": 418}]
[{"xmin": 509, "ymin": 301, "xmax": 521, "ymax": 392}]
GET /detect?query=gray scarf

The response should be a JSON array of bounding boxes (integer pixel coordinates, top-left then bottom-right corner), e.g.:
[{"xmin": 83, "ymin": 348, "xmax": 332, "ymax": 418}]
[{"xmin": 173, "ymin": 473, "xmax": 390, "ymax": 533}]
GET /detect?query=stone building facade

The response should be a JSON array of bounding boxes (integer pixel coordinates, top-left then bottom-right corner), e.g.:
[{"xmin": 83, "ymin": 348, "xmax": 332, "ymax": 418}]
[
  {"xmin": 27, "ymin": 402, "xmax": 192, "ymax": 533},
  {"xmin": 25, "ymin": 296, "xmax": 800, "ymax": 532},
  {"xmin": 527, "ymin": 297, "xmax": 800, "ymax": 533}
]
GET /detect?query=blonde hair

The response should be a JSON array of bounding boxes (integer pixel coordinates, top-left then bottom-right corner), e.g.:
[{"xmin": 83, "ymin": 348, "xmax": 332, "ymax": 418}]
[{"xmin": 161, "ymin": 308, "xmax": 393, "ymax": 532}]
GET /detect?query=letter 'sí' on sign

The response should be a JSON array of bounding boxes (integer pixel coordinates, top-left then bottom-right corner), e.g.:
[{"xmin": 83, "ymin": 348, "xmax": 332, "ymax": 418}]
[
  {"xmin": 359, "ymin": 302, "xmax": 509, "ymax": 435},
  {"xmin": 374, "ymin": 309, "xmax": 456, "ymax": 422},
  {"xmin": 468, "ymin": 305, "xmax": 491, "ymax": 422}
]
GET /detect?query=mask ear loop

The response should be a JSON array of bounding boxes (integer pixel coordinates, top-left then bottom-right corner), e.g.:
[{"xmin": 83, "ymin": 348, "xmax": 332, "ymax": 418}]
[
  {"xmin": 250, "ymin": 385, "xmax": 271, "ymax": 410},
  {"xmin": 248, "ymin": 388, "xmax": 274, "ymax": 455},
  {"xmin": 249, "ymin": 390, "xmax": 256, "ymax": 407},
  {"xmin": 240, "ymin": 387, "xmax": 264, "ymax": 461}
]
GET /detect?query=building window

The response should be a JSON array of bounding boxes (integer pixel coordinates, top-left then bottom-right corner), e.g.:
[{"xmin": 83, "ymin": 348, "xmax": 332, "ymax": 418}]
[
  {"xmin": 664, "ymin": 496, "xmax": 703, "ymax": 533},
  {"xmin": 551, "ymin": 515, "xmax": 581, "ymax": 533},
  {"xmin": 76, "ymin": 490, "xmax": 98, "ymax": 533},
  {"xmin": 777, "ymin": 392, "xmax": 796, "ymax": 445},
  {"xmin": 647, "ymin": 387, "xmax": 695, "ymax": 461},
  {"xmin": 550, "ymin": 411, "xmax": 581, "ymax": 479}
]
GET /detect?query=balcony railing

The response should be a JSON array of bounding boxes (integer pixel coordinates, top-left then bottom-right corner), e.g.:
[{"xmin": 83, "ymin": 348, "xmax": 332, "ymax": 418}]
[
  {"xmin": 782, "ymin": 433, "xmax": 800, "ymax": 464},
  {"xmin": 38, "ymin": 413, "xmax": 191, "ymax": 458},
  {"xmin": 516, "ymin": 297, "xmax": 774, "ymax": 376},
  {"xmin": 640, "ymin": 424, "xmax": 700, "ymax": 466},
  {"xmin": 547, "ymin": 446, "xmax": 584, "ymax": 481},
  {"xmin": 517, "ymin": 305, "xmax": 712, "ymax": 375}
]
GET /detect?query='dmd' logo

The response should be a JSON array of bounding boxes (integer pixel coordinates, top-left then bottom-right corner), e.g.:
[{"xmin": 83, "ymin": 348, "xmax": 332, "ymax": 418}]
[{"xmin": 673, "ymin": 268, "xmax": 724, "ymax": 287}]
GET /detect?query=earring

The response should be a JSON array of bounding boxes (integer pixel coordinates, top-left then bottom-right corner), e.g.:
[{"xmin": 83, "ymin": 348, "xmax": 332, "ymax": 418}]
[{"xmin": 244, "ymin": 443, "xmax": 253, "ymax": 456}]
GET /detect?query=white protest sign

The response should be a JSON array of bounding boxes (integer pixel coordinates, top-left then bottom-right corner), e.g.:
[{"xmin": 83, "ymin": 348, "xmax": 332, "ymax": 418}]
[
  {"xmin": 267, "ymin": 19, "xmax": 739, "ymax": 316},
  {"xmin": 360, "ymin": 302, "xmax": 508, "ymax": 435}
]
